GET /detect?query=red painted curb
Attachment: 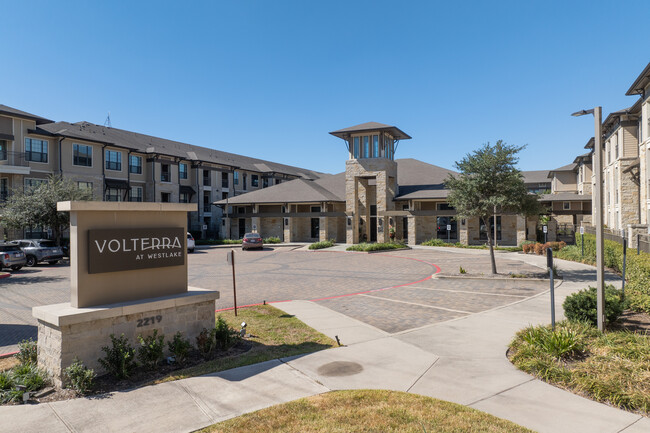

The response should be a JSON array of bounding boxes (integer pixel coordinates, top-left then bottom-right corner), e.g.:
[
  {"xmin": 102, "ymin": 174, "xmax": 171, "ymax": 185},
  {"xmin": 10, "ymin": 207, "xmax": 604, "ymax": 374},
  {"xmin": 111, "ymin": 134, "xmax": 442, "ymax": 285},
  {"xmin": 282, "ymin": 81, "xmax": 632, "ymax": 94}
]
[
  {"xmin": 0, "ymin": 350, "xmax": 19, "ymax": 358},
  {"xmin": 0, "ymin": 273, "xmax": 11, "ymax": 280},
  {"xmin": 215, "ymin": 251, "xmax": 441, "ymax": 312}
]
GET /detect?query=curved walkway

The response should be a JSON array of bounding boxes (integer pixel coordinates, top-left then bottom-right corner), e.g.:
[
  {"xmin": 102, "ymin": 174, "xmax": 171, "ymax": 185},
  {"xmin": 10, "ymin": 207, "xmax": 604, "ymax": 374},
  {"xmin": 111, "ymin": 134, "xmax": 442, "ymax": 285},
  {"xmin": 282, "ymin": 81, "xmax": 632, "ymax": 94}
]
[{"xmin": 1, "ymin": 249, "xmax": 647, "ymax": 433}]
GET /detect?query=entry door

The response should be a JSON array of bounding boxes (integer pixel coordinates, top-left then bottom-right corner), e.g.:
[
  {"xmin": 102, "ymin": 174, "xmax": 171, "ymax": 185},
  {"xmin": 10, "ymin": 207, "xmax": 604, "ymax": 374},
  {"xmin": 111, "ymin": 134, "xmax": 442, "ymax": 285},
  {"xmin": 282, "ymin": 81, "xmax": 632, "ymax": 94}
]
[
  {"xmin": 370, "ymin": 217, "xmax": 377, "ymax": 242},
  {"xmin": 402, "ymin": 217, "xmax": 408, "ymax": 240},
  {"xmin": 311, "ymin": 218, "xmax": 320, "ymax": 239},
  {"xmin": 238, "ymin": 218, "xmax": 246, "ymax": 239}
]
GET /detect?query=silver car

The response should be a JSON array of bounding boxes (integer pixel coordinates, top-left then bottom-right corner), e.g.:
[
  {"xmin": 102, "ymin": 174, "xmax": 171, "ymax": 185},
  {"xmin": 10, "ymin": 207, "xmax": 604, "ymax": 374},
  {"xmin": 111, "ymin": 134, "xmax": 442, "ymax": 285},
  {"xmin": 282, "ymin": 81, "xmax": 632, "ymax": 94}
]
[
  {"xmin": 0, "ymin": 243, "xmax": 26, "ymax": 271},
  {"xmin": 15, "ymin": 239, "xmax": 64, "ymax": 267}
]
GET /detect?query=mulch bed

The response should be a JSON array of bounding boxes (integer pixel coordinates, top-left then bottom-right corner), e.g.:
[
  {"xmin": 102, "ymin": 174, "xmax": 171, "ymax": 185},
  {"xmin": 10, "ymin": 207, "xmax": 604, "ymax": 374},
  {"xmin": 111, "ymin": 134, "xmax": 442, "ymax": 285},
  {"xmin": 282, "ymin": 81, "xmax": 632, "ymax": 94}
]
[
  {"xmin": 5, "ymin": 341, "xmax": 252, "ymax": 406},
  {"xmin": 612, "ymin": 310, "xmax": 650, "ymax": 334}
]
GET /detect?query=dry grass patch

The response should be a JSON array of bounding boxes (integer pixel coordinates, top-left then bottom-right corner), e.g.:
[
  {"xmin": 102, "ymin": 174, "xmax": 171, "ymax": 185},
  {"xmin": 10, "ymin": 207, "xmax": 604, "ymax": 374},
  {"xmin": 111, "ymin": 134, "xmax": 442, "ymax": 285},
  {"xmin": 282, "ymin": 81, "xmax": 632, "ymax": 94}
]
[
  {"xmin": 509, "ymin": 321, "xmax": 650, "ymax": 414},
  {"xmin": 200, "ymin": 390, "xmax": 533, "ymax": 433},
  {"xmin": 0, "ymin": 357, "xmax": 19, "ymax": 372},
  {"xmin": 156, "ymin": 305, "xmax": 336, "ymax": 383}
]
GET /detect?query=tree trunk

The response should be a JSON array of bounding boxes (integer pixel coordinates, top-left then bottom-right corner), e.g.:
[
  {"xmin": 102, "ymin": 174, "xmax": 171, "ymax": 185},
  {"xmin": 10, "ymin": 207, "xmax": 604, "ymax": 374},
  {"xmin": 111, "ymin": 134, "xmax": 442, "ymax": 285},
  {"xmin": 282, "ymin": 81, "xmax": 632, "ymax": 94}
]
[{"xmin": 482, "ymin": 216, "xmax": 498, "ymax": 274}]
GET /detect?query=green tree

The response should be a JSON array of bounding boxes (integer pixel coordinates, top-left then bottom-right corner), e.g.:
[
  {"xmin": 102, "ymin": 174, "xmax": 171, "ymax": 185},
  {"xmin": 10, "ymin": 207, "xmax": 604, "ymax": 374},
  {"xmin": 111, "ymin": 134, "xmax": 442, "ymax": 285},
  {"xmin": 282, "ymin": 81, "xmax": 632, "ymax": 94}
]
[
  {"xmin": 0, "ymin": 175, "xmax": 94, "ymax": 245},
  {"xmin": 445, "ymin": 141, "xmax": 542, "ymax": 274}
]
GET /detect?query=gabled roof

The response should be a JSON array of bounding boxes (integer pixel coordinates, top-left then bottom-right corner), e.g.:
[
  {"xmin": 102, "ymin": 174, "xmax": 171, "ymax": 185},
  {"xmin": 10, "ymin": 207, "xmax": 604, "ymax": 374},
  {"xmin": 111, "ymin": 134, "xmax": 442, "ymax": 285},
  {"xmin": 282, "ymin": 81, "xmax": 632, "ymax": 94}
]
[
  {"xmin": 215, "ymin": 172, "xmax": 346, "ymax": 205},
  {"xmin": 548, "ymin": 163, "xmax": 577, "ymax": 177},
  {"xmin": 626, "ymin": 62, "xmax": 650, "ymax": 95},
  {"xmin": 216, "ymin": 158, "xmax": 458, "ymax": 205},
  {"xmin": 584, "ymin": 137, "xmax": 595, "ymax": 149},
  {"xmin": 539, "ymin": 192, "xmax": 591, "ymax": 202},
  {"xmin": 573, "ymin": 152, "xmax": 592, "ymax": 164},
  {"xmin": 36, "ymin": 121, "xmax": 324, "ymax": 180},
  {"xmin": 329, "ymin": 122, "xmax": 411, "ymax": 140},
  {"xmin": 521, "ymin": 170, "xmax": 551, "ymax": 184},
  {"xmin": 0, "ymin": 104, "xmax": 52, "ymax": 124}
]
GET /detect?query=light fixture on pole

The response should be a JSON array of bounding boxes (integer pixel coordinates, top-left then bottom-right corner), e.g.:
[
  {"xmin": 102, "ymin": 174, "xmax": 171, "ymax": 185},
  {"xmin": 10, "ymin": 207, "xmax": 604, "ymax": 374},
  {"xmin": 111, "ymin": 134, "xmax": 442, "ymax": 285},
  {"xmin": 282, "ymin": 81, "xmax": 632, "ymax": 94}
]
[{"xmin": 572, "ymin": 107, "xmax": 605, "ymax": 332}]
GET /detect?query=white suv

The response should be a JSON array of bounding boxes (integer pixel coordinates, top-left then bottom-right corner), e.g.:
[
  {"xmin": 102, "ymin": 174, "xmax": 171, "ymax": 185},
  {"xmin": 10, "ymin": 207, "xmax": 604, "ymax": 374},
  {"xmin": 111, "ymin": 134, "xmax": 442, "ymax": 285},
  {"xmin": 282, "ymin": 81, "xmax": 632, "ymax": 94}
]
[{"xmin": 187, "ymin": 232, "xmax": 195, "ymax": 253}]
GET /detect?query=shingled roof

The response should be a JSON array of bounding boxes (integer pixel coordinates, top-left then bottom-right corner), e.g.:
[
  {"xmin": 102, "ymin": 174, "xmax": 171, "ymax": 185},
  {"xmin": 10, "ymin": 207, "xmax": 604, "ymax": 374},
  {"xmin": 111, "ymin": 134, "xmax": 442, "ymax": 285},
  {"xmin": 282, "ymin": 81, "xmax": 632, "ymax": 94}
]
[
  {"xmin": 215, "ymin": 158, "xmax": 458, "ymax": 205},
  {"xmin": 36, "ymin": 121, "xmax": 323, "ymax": 179},
  {"xmin": 329, "ymin": 122, "xmax": 411, "ymax": 140},
  {"xmin": 0, "ymin": 104, "xmax": 52, "ymax": 124}
]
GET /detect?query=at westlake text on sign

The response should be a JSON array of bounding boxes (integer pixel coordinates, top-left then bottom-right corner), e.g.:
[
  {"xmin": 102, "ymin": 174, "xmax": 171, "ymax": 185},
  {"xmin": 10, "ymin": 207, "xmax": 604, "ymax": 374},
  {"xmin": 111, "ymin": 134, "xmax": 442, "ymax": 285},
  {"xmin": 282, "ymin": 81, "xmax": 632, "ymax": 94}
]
[{"xmin": 88, "ymin": 227, "xmax": 185, "ymax": 274}]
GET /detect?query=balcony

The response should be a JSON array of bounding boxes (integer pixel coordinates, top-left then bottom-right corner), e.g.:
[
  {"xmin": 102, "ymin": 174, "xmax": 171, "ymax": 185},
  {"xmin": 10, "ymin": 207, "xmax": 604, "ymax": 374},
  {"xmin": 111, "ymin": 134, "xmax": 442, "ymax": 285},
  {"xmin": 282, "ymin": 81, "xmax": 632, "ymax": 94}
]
[
  {"xmin": 203, "ymin": 205, "xmax": 212, "ymax": 213},
  {"xmin": 0, "ymin": 151, "xmax": 30, "ymax": 174}
]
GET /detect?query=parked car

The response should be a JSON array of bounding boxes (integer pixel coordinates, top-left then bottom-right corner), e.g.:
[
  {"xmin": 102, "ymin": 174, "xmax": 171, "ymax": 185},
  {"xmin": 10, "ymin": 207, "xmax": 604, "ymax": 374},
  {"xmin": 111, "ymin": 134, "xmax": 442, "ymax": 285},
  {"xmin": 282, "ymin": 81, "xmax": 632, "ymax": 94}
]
[
  {"xmin": 0, "ymin": 243, "xmax": 26, "ymax": 271},
  {"xmin": 242, "ymin": 233, "xmax": 264, "ymax": 250},
  {"xmin": 187, "ymin": 232, "xmax": 195, "ymax": 253},
  {"xmin": 15, "ymin": 239, "xmax": 64, "ymax": 267}
]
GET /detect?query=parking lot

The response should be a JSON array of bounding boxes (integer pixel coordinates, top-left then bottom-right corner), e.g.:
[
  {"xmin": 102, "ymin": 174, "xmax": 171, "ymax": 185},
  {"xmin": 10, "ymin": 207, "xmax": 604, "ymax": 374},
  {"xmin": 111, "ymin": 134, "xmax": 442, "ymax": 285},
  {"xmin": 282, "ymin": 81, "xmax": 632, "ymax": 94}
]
[{"xmin": 0, "ymin": 246, "xmax": 549, "ymax": 353}]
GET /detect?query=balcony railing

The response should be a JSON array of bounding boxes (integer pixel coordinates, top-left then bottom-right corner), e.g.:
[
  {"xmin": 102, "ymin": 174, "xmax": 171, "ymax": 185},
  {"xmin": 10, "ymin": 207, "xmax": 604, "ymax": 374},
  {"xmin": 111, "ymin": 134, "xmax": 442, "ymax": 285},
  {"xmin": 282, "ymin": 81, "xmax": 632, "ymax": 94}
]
[
  {"xmin": 203, "ymin": 205, "xmax": 212, "ymax": 213},
  {"xmin": 0, "ymin": 151, "xmax": 29, "ymax": 167},
  {"xmin": 161, "ymin": 173, "xmax": 171, "ymax": 182}
]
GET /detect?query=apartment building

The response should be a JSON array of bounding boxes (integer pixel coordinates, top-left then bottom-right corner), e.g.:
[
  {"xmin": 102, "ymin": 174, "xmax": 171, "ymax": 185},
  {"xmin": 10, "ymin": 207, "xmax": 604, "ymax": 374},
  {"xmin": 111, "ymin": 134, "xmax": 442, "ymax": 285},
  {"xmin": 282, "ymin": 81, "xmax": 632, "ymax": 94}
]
[{"xmin": 0, "ymin": 104, "xmax": 322, "ymax": 239}]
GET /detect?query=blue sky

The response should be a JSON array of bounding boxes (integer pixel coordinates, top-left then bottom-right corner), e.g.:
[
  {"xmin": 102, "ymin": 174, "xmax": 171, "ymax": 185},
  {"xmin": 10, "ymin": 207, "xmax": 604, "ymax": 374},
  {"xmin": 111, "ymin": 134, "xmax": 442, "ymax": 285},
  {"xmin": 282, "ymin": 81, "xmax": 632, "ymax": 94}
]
[{"xmin": 3, "ymin": 1, "xmax": 649, "ymax": 174}]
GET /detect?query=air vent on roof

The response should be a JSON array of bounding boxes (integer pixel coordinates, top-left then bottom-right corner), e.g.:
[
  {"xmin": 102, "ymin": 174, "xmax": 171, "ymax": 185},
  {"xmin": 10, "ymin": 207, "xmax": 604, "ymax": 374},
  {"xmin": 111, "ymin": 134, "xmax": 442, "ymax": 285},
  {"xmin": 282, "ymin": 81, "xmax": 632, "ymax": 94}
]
[{"xmin": 146, "ymin": 146, "xmax": 155, "ymax": 153}]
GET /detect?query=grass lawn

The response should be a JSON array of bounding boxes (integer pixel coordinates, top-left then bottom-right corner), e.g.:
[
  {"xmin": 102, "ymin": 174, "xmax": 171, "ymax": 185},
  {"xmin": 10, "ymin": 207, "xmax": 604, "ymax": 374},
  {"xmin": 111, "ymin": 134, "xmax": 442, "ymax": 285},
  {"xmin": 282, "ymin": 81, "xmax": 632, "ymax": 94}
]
[
  {"xmin": 509, "ymin": 321, "xmax": 650, "ymax": 414},
  {"xmin": 199, "ymin": 389, "xmax": 533, "ymax": 433},
  {"xmin": 156, "ymin": 305, "xmax": 336, "ymax": 383}
]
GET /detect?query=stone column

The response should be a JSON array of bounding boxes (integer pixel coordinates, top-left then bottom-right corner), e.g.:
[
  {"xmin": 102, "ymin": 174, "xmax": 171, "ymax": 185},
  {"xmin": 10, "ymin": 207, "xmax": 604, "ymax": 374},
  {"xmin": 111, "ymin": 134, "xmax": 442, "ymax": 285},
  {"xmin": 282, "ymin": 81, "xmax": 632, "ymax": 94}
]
[
  {"xmin": 407, "ymin": 215, "xmax": 417, "ymax": 246},
  {"xmin": 547, "ymin": 219, "xmax": 557, "ymax": 242},
  {"xmin": 627, "ymin": 224, "xmax": 648, "ymax": 248},
  {"xmin": 516, "ymin": 215, "xmax": 526, "ymax": 246},
  {"xmin": 526, "ymin": 218, "xmax": 538, "ymax": 242},
  {"xmin": 222, "ymin": 217, "xmax": 231, "ymax": 240},
  {"xmin": 251, "ymin": 216, "xmax": 260, "ymax": 234},
  {"xmin": 319, "ymin": 216, "xmax": 329, "ymax": 242},
  {"xmin": 283, "ymin": 217, "xmax": 292, "ymax": 242},
  {"xmin": 459, "ymin": 218, "xmax": 468, "ymax": 245}
]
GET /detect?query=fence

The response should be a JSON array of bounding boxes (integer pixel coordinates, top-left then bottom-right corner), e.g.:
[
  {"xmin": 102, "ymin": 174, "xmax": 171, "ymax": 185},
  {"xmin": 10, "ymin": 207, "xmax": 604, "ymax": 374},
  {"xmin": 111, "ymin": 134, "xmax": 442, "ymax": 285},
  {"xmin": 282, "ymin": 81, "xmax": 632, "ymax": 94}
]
[{"xmin": 582, "ymin": 225, "xmax": 625, "ymax": 245}]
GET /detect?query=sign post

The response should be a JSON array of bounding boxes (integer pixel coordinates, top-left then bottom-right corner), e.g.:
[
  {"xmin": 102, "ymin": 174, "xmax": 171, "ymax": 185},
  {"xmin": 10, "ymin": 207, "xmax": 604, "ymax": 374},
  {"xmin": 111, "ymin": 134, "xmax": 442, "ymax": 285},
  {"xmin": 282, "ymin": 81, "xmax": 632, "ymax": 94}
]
[
  {"xmin": 543, "ymin": 225, "xmax": 548, "ymax": 244},
  {"xmin": 547, "ymin": 247, "xmax": 555, "ymax": 330},
  {"xmin": 580, "ymin": 226, "xmax": 585, "ymax": 258},
  {"xmin": 447, "ymin": 224, "xmax": 451, "ymax": 243},
  {"xmin": 227, "ymin": 250, "xmax": 238, "ymax": 316},
  {"xmin": 622, "ymin": 236, "xmax": 627, "ymax": 300}
]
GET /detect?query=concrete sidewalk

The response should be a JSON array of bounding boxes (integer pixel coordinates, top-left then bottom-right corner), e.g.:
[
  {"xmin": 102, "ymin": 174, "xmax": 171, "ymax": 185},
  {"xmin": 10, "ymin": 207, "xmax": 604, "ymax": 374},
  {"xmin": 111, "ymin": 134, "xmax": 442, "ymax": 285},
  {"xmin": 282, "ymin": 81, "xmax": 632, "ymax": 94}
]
[{"xmin": 1, "ymin": 252, "xmax": 647, "ymax": 433}]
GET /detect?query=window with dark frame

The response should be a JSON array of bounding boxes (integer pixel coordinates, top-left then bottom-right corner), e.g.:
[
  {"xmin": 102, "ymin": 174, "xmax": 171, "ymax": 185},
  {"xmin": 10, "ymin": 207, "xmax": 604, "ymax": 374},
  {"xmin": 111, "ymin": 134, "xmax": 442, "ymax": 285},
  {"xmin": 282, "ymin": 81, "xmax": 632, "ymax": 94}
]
[
  {"xmin": 105, "ymin": 150, "xmax": 121, "ymax": 171},
  {"xmin": 73, "ymin": 143, "xmax": 92, "ymax": 167},
  {"xmin": 479, "ymin": 216, "xmax": 502, "ymax": 241},
  {"xmin": 161, "ymin": 164, "xmax": 171, "ymax": 182},
  {"xmin": 25, "ymin": 138, "xmax": 48, "ymax": 163},
  {"xmin": 161, "ymin": 192, "xmax": 171, "ymax": 203},
  {"xmin": 105, "ymin": 187, "xmax": 122, "ymax": 202},
  {"xmin": 252, "ymin": 174, "xmax": 259, "ymax": 187},
  {"xmin": 129, "ymin": 155, "xmax": 142, "ymax": 174},
  {"xmin": 129, "ymin": 186, "xmax": 143, "ymax": 202},
  {"xmin": 179, "ymin": 163, "xmax": 188, "ymax": 180},
  {"xmin": 222, "ymin": 172, "xmax": 229, "ymax": 188}
]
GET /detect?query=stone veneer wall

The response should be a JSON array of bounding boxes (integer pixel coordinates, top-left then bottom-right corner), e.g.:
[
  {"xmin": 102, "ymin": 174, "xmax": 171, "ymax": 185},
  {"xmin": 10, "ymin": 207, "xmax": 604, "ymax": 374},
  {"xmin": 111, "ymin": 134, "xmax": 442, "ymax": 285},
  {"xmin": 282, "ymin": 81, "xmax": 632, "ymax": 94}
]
[
  {"xmin": 260, "ymin": 217, "xmax": 283, "ymax": 239},
  {"xmin": 620, "ymin": 158, "xmax": 640, "ymax": 227},
  {"xmin": 36, "ymin": 292, "xmax": 217, "ymax": 387}
]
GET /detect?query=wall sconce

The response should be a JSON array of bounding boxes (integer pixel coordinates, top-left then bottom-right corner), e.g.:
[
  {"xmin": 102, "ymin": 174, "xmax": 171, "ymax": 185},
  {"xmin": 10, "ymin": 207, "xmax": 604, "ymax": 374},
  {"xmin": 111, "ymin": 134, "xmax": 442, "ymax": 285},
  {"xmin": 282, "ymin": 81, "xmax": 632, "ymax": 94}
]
[
  {"xmin": 284, "ymin": 218, "xmax": 289, "ymax": 226},
  {"xmin": 461, "ymin": 219, "xmax": 466, "ymax": 226}
]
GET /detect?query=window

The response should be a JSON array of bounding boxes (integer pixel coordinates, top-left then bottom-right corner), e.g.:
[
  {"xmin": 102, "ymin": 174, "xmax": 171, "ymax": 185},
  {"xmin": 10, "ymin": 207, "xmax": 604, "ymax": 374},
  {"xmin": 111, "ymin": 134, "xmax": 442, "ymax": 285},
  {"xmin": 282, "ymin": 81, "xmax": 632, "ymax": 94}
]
[
  {"xmin": 353, "ymin": 137, "xmax": 359, "ymax": 158},
  {"xmin": 243, "ymin": 174, "xmax": 247, "ymax": 190},
  {"xmin": 105, "ymin": 187, "xmax": 122, "ymax": 202},
  {"xmin": 0, "ymin": 140, "xmax": 7, "ymax": 160},
  {"xmin": 129, "ymin": 155, "xmax": 142, "ymax": 174},
  {"xmin": 276, "ymin": 179, "xmax": 282, "ymax": 185},
  {"xmin": 563, "ymin": 202, "xmax": 570, "ymax": 210},
  {"xmin": 311, "ymin": 206, "xmax": 321, "ymax": 213},
  {"xmin": 203, "ymin": 192, "xmax": 211, "ymax": 212},
  {"xmin": 252, "ymin": 174, "xmax": 259, "ymax": 187},
  {"xmin": 179, "ymin": 192, "xmax": 190, "ymax": 203},
  {"xmin": 436, "ymin": 203, "xmax": 455, "ymax": 211},
  {"xmin": 161, "ymin": 192, "xmax": 171, "ymax": 203},
  {"xmin": 479, "ymin": 216, "xmax": 501, "ymax": 241},
  {"xmin": 363, "ymin": 136, "xmax": 369, "ymax": 158},
  {"xmin": 222, "ymin": 172, "xmax": 229, "ymax": 188},
  {"xmin": 0, "ymin": 178, "xmax": 7, "ymax": 201},
  {"xmin": 129, "ymin": 186, "xmax": 143, "ymax": 202},
  {"xmin": 437, "ymin": 217, "xmax": 457, "ymax": 240},
  {"xmin": 105, "ymin": 150, "xmax": 121, "ymax": 171},
  {"xmin": 161, "ymin": 163, "xmax": 171, "ymax": 182},
  {"xmin": 202, "ymin": 169, "xmax": 210, "ymax": 186},
  {"xmin": 73, "ymin": 143, "xmax": 92, "ymax": 167},
  {"xmin": 25, "ymin": 138, "xmax": 48, "ymax": 163},
  {"xmin": 234, "ymin": 171, "xmax": 239, "ymax": 185},
  {"xmin": 263, "ymin": 177, "xmax": 269, "ymax": 188},
  {"xmin": 373, "ymin": 135, "xmax": 379, "ymax": 158},
  {"xmin": 25, "ymin": 178, "xmax": 46, "ymax": 190},
  {"xmin": 77, "ymin": 181, "xmax": 93, "ymax": 191},
  {"xmin": 222, "ymin": 192, "xmax": 228, "ymax": 200},
  {"xmin": 179, "ymin": 163, "xmax": 188, "ymax": 179}
]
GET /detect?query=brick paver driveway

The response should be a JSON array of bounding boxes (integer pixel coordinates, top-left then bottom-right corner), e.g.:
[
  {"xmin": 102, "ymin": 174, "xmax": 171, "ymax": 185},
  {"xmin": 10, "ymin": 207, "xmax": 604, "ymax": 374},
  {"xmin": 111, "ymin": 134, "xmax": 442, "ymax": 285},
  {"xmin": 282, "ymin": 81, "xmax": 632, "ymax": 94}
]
[{"xmin": 0, "ymin": 246, "xmax": 549, "ymax": 353}]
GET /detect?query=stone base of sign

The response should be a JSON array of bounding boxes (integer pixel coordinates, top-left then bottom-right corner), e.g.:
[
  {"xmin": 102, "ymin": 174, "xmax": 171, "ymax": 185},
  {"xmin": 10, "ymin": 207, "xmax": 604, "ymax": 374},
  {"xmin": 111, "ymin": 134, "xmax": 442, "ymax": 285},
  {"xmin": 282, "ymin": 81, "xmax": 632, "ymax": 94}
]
[{"xmin": 33, "ymin": 287, "xmax": 219, "ymax": 387}]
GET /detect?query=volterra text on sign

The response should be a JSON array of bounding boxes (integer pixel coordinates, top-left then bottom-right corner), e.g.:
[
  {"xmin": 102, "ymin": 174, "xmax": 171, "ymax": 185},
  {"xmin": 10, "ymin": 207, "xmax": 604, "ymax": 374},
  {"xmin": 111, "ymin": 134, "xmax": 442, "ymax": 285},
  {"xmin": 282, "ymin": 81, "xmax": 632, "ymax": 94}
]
[{"xmin": 94, "ymin": 236, "xmax": 182, "ymax": 254}]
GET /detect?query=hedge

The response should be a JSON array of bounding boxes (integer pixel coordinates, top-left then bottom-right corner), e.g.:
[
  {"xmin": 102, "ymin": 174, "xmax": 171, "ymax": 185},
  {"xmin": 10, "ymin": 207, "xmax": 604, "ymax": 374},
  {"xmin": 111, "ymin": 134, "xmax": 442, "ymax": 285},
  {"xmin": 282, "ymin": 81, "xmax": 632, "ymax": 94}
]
[{"xmin": 558, "ymin": 233, "xmax": 650, "ymax": 314}]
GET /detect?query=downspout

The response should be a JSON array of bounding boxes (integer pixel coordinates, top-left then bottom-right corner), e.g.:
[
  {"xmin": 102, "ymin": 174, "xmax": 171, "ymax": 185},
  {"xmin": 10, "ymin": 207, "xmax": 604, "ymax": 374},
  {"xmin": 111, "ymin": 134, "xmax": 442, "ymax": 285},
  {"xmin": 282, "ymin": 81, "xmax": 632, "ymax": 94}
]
[
  {"xmin": 101, "ymin": 144, "xmax": 107, "ymax": 200},
  {"xmin": 58, "ymin": 137, "xmax": 63, "ymax": 175},
  {"xmin": 126, "ymin": 150, "xmax": 131, "ymax": 201},
  {"xmin": 152, "ymin": 155, "xmax": 157, "ymax": 201}
]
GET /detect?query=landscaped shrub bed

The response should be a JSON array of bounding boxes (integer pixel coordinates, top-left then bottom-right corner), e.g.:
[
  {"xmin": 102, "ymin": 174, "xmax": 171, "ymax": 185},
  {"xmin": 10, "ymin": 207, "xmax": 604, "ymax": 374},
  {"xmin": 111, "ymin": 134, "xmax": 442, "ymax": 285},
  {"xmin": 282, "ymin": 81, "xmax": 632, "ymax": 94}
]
[
  {"xmin": 421, "ymin": 238, "xmax": 521, "ymax": 252},
  {"xmin": 555, "ymin": 234, "xmax": 650, "ymax": 314},
  {"xmin": 509, "ymin": 321, "xmax": 650, "ymax": 414},
  {"xmin": 346, "ymin": 242, "xmax": 407, "ymax": 252},
  {"xmin": 195, "ymin": 239, "xmax": 243, "ymax": 245},
  {"xmin": 521, "ymin": 241, "xmax": 566, "ymax": 254},
  {"xmin": 0, "ymin": 339, "xmax": 48, "ymax": 404},
  {"xmin": 263, "ymin": 237, "xmax": 282, "ymax": 244},
  {"xmin": 309, "ymin": 240, "xmax": 335, "ymax": 250}
]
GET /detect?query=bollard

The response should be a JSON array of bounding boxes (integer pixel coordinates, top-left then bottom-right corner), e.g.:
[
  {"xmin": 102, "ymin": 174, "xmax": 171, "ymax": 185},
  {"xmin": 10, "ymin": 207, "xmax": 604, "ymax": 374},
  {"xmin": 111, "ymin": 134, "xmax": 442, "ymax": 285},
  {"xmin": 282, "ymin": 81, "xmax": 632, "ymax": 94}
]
[
  {"xmin": 547, "ymin": 248, "xmax": 555, "ymax": 330},
  {"xmin": 622, "ymin": 238, "xmax": 627, "ymax": 300}
]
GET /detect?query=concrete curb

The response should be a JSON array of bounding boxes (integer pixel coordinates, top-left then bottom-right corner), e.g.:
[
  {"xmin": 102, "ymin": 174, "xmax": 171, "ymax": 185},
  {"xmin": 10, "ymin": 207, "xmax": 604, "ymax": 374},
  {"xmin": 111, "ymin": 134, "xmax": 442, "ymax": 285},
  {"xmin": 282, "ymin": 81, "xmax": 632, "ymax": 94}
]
[{"xmin": 0, "ymin": 272, "xmax": 10, "ymax": 280}]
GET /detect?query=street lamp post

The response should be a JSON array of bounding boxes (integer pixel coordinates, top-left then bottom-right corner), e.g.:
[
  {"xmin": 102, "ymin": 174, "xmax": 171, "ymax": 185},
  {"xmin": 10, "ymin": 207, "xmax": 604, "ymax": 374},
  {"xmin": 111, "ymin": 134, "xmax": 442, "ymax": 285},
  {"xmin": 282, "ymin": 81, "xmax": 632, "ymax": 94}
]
[{"xmin": 572, "ymin": 107, "xmax": 605, "ymax": 331}]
